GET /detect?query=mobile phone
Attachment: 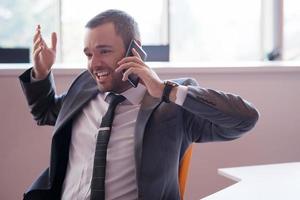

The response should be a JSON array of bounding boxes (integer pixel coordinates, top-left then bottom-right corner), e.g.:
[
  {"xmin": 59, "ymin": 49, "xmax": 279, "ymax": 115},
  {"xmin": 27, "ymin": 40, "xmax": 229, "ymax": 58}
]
[{"xmin": 124, "ymin": 39, "xmax": 147, "ymax": 87}]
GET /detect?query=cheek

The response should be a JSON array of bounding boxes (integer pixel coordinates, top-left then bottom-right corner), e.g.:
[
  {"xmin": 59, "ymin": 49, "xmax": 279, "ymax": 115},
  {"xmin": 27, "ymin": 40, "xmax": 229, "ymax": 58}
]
[
  {"xmin": 113, "ymin": 51, "xmax": 125, "ymax": 64},
  {"xmin": 114, "ymin": 54, "xmax": 121, "ymax": 65},
  {"xmin": 111, "ymin": 69, "xmax": 123, "ymax": 82},
  {"xmin": 110, "ymin": 59, "xmax": 123, "ymax": 75}
]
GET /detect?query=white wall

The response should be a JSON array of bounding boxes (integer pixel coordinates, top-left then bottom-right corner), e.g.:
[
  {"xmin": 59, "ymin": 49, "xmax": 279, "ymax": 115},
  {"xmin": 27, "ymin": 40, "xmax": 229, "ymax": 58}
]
[{"xmin": 1, "ymin": 63, "xmax": 300, "ymax": 200}]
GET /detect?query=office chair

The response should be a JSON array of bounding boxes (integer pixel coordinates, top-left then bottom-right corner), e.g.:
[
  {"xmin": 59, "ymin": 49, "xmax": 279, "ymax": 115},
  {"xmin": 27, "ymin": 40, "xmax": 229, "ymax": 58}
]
[{"xmin": 179, "ymin": 144, "xmax": 193, "ymax": 200}]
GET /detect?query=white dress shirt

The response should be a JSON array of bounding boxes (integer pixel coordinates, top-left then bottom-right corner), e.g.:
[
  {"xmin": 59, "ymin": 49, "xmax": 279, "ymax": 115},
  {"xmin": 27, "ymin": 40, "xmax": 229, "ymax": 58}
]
[{"xmin": 61, "ymin": 83, "xmax": 146, "ymax": 200}]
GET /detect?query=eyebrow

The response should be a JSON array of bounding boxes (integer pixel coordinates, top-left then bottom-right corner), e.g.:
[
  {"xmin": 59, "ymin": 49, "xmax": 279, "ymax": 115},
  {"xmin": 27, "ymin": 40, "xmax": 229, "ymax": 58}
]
[{"xmin": 83, "ymin": 45, "xmax": 113, "ymax": 53}]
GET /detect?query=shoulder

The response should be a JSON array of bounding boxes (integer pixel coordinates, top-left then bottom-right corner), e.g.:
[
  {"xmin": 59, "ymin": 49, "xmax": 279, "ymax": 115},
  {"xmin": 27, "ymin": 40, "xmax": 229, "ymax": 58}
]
[
  {"xmin": 73, "ymin": 70, "xmax": 92, "ymax": 83},
  {"xmin": 68, "ymin": 70, "xmax": 94, "ymax": 88},
  {"xmin": 65, "ymin": 70, "xmax": 96, "ymax": 95},
  {"xmin": 170, "ymin": 78, "xmax": 199, "ymax": 86}
]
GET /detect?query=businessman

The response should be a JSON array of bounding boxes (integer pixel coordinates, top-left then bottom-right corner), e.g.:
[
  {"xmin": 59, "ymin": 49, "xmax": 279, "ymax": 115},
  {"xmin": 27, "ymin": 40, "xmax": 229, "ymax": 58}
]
[{"xmin": 19, "ymin": 9, "xmax": 259, "ymax": 200}]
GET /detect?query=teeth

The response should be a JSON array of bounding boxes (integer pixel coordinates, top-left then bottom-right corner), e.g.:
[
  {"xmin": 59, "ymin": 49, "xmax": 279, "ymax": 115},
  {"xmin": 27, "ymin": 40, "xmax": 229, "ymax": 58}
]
[{"xmin": 95, "ymin": 71, "xmax": 109, "ymax": 77}]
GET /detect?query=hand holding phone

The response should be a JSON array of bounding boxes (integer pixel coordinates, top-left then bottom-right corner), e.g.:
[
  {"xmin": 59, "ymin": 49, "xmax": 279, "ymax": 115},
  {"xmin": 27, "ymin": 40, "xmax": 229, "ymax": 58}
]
[{"xmin": 123, "ymin": 39, "xmax": 147, "ymax": 87}]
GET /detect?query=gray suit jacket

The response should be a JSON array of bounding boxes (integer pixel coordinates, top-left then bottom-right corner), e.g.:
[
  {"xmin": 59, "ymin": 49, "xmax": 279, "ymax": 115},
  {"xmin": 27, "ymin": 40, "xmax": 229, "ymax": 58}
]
[{"xmin": 19, "ymin": 68, "xmax": 259, "ymax": 200}]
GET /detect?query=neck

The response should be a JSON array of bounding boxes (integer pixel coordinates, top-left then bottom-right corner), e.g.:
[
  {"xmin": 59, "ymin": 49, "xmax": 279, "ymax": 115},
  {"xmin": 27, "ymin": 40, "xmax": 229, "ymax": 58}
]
[{"xmin": 113, "ymin": 82, "xmax": 132, "ymax": 94}]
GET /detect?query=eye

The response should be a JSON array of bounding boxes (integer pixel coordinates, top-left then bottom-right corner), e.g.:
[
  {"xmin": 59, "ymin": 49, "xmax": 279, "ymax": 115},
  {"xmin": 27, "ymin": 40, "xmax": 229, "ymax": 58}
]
[{"xmin": 100, "ymin": 49, "xmax": 112, "ymax": 54}]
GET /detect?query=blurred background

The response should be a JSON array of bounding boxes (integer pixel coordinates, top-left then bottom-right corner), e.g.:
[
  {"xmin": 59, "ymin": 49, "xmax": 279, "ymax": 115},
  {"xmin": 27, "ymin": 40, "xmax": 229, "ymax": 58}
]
[{"xmin": 1, "ymin": 0, "xmax": 300, "ymax": 64}]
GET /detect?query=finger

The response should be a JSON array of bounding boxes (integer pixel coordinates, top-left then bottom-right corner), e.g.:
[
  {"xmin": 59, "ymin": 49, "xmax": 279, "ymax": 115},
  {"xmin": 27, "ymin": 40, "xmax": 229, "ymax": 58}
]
[
  {"xmin": 33, "ymin": 37, "xmax": 42, "ymax": 52},
  {"xmin": 33, "ymin": 46, "xmax": 43, "ymax": 59},
  {"xmin": 40, "ymin": 37, "xmax": 48, "ymax": 48},
  {"xmin": 132, "ymin": 48, "xmax": 142, "ymax": 59},
  {"xmin": 34, "ymin": 29, "xmax": 48, "ymax": 49},
  {"xmin": 116, "ymin": 62, "xmax": 140, "ymax": 73},
  {"xmin": 33, "ymin": 24, "xmax": 41, "ymax": 42},
  {"xmin": 33, "ymin": 29, "xmax": 41, "ymax": 43},
  {"xmin": 51, "ymin": 32, "xmax": 57, "ymax": 51},
  {"xmin": 117, "ymin": 56, "xmax": 143, "ymax": 66},
  {"xmin": 122, "ymin": 67, "xmax": 136, "ymax": 81}
]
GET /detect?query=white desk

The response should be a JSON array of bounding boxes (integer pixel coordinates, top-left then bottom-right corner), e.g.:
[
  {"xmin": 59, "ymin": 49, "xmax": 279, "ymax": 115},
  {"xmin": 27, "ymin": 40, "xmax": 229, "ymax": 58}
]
[{"xmin": 202, "ymin": 162, "xmax": 300, "ymax": 200}]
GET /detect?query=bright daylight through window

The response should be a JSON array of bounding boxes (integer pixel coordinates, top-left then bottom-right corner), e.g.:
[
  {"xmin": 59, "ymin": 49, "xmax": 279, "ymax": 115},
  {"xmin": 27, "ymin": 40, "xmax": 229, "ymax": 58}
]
[{"xmin": 0, "ymin": 0, "xmax": 299, "ymax": 64}]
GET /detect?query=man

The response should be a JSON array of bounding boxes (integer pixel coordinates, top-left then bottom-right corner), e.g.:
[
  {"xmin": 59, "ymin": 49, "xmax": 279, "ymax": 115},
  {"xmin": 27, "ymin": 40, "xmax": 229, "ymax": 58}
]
[{"xmin": 19, "ymin": 9, "xmax": 259, "ymax": 200}]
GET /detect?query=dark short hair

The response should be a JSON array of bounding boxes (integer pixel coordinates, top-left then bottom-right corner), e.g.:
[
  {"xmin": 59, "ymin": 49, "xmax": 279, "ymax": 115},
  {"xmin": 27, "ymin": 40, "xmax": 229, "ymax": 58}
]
[{"xmin": 85, "ymin": 9, "xmax": 141, "ymax": 49}]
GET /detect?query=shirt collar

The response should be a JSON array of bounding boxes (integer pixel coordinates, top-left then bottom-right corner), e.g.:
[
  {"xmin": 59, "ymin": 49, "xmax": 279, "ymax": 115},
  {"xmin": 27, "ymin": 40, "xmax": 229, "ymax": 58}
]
[
  {"xmin": 104, "ymin": 84, "xmax": 146, "ymax": 105},
  {"xmin": 121, "ymin": 84, "xmax": 146, "ymax": 105}
]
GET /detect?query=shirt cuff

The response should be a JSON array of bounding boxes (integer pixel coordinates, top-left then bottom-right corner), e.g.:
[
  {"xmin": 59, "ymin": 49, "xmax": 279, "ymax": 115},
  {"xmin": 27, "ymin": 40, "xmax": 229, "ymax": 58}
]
[
  {"xmin": 174, "ymin": 85, "xmax": 188, "ymax": 106},
  {"xmin": 30, "ymin": 69, "xmax": 44, "ymax": 82}
]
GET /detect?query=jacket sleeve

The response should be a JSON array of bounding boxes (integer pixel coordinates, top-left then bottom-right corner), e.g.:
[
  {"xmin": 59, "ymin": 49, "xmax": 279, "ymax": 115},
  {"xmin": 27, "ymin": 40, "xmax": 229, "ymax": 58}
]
[
  {"xmin": 180, "ymin": 79, "xmax": 259, "ymax": 143},
  {"xmin": 19, "ymin": 68, "xmax": 65, "ymax": 126}
]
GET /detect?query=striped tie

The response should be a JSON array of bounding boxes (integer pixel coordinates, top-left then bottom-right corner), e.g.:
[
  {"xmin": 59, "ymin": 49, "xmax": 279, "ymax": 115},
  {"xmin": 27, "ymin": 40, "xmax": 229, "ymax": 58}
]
[{"xmin": 90, "ymin": 93, "xmax": 125, "ymax": 200}]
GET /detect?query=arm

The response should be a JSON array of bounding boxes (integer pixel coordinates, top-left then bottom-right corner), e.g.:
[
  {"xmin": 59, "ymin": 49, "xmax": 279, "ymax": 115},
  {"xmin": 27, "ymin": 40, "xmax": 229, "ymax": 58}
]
[
  {"xmin": 19, "ymin": 68, "xmax": 65, "ymax": 126},
  {"xmin": 115, "ymin": 48, "xmax": 259, "ymax": 142},
  {"xmin": 179, "ymin": 80, "xmax": 259, "ymax": 142},
  {"xmin": 19, "ymin": 25, "xmax": 63, "ymax": 126}
]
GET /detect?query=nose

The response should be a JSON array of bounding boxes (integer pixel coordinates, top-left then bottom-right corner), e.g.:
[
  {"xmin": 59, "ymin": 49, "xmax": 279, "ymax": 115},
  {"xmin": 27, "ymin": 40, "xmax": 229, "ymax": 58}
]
[{"xmin": 89, "ymin": 55, "xmax": 103, "ymax": 69}]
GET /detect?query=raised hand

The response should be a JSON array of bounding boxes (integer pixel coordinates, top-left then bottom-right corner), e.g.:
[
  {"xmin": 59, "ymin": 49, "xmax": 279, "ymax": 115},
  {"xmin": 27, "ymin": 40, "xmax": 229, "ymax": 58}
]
[{"xmin": 32, "ymin": 25, "xmax": 57, "ymax": 79}]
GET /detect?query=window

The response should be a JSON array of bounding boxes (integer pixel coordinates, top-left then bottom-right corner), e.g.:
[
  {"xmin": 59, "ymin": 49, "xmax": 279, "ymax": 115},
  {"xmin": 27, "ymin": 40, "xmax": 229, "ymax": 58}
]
[
  {"xmin": 1, "ymin": 0, "xmax": 299, "ymax": 64},
  {"xmin": 284, "ymin": 0, "xmax": 300, "ymax": 60},
  {"xmin": 170, "ymin": 0, "xmax": 261, "ymax": 61},
  {"xmin": 61, "ymin": 0, "xmax": 168, "ymax": 63},
  {"xmin": 0, "ymin": 0, "xmax": 57, "ymax": 60}
]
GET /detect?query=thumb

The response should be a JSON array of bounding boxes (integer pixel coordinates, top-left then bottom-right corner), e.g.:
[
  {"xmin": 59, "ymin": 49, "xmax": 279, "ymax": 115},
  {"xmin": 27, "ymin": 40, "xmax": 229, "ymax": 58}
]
[{"xmin": 51, "ymin": 32, "xmax": 57, "ymax": 51}]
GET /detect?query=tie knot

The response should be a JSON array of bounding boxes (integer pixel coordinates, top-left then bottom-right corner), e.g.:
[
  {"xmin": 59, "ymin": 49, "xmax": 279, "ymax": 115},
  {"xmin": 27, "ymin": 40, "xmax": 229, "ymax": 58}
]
[
  {"xmin": 100, "ymin": 93, "xmax": 125, "ymax": 128},
  {"xmin": 107, "ymin": 93, "xmax": 126, "ymax": 106}
]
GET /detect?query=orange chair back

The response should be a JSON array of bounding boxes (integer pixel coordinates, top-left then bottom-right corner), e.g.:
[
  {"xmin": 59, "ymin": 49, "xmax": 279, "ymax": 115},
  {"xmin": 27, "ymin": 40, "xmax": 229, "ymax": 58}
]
[{"xmin": 178, "ymin": 144, "xmax": 193, "ymax": 200}]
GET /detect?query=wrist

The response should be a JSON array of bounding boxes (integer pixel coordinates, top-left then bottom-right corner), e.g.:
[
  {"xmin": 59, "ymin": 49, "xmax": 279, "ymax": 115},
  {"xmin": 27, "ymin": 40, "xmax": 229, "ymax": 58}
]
[
  {"xmin": 161, "ymin": 81, "xmax": 179, "ymax": 103},
  {"xmin": 32, "ymin": 67, "xmax": 49, "ymax": 80},
  {"xmin": 168, "ymin": 86, "xmax": 178, "ymax": 102},
  {"xmin": 157, "ymin": 82, "xmax": 165, "ymax": 98}
]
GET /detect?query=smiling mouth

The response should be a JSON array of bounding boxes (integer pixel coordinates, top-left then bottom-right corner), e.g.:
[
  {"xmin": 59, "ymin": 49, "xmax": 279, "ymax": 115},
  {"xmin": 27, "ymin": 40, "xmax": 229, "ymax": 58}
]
[{"xmin": 94, "ymin": 70, "xmax": 110, "ymax": 82}]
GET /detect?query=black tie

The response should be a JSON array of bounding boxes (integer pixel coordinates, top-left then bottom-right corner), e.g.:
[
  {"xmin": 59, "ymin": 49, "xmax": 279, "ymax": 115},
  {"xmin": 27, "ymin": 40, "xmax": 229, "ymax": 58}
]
[{"xmin": 90, "ymin": 93, "xmax": 126, "ymax": 200}]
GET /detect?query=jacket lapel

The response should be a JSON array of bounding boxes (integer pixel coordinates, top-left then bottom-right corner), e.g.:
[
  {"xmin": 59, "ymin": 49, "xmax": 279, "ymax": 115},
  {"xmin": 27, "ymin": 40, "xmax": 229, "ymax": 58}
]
[
  {"xmin": 134, "ymin": 92, "xmax": 161, "ymax": 190},
  {"xmin": 54, "ymin": 72, "xmax": 99, "ymax": 134}
]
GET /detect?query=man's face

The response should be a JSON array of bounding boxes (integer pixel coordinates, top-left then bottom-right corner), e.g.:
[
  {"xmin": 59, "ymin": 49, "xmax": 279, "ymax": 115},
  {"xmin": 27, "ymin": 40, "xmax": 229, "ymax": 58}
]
[{"xmin": 84, "ymin": 22, "xmax": 131, "ymax": 93}]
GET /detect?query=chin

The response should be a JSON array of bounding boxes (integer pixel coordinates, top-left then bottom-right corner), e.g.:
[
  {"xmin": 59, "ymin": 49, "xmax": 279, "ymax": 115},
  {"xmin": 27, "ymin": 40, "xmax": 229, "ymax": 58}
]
[
  {"xmin": 93, "ymin": 75, "xmax": 131, "ymax": 93},
  {"xmin": 94, "ymin": 81, "xmax": 110, "ymax": 93}
]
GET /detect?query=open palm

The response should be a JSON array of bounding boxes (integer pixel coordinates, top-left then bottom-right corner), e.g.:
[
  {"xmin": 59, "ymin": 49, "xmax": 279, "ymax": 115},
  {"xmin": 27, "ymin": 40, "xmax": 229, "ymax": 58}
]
[{"xmin": 32, "ymin": 25, "xmax": 57, "ymax": 79}]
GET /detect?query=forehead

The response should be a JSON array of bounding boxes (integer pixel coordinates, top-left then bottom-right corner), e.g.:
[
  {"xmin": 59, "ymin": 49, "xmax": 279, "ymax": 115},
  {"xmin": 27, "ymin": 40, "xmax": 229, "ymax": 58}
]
[{"xmin": 84, "ymin": 22, "xmax": 125, "ymax": 49}]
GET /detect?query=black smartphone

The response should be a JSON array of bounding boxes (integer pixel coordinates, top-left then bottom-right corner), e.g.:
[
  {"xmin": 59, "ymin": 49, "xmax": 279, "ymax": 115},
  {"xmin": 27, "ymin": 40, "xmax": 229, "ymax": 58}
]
[{"xmin": 124, "ymin": 39, "xmax": 147, "ymax": 87}]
